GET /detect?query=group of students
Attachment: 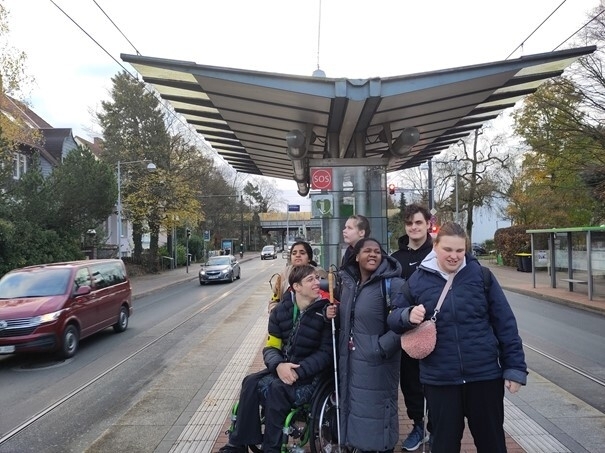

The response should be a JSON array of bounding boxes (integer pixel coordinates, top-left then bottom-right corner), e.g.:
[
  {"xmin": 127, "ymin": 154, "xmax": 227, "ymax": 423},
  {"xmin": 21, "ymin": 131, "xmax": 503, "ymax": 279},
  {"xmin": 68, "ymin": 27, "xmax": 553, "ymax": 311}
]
[{"xmin": 220, "ymin": 206, "xmax": 527, "ymax": 453}]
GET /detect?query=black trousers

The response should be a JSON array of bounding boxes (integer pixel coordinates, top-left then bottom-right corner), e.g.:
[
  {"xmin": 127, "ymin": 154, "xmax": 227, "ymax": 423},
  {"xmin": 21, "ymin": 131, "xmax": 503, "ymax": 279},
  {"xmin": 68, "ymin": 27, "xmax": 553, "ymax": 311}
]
[
  {"xmin": 399, "ymin": 350, "xmax": 432, "ymax": 432},
  {"xmin": 229, "ymin": 369, "xmax": 297, "ymax": 453},
  {"xmin": 424, "ymin": 379, "xmax": 506, "ymax": 453}
]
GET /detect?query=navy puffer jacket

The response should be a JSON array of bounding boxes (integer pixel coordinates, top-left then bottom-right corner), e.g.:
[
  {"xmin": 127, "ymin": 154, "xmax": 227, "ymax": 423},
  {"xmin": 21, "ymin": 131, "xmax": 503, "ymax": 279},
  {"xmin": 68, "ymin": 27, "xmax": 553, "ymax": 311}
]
[
  {"xmin": 263, "ymin": 291, "xmax": 333, "ymax": 384},
  {"xmin": 387, "ymin": 253, "xmax": 527, "ymax": 386}
]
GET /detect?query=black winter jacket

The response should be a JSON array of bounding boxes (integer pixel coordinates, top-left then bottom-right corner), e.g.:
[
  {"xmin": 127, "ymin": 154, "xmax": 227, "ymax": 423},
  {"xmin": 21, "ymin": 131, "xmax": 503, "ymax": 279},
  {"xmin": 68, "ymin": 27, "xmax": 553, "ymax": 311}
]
[
  {"xmin": 390, "ymin": 233, "xmax": 433, "ymax": 280},
  {"xmin": 263, "ymin": 291, "xmax": 333, "ymax": 384},
  {"xmin": 387, "ymin": 253, "xmax": 527, "ymax": 387}
]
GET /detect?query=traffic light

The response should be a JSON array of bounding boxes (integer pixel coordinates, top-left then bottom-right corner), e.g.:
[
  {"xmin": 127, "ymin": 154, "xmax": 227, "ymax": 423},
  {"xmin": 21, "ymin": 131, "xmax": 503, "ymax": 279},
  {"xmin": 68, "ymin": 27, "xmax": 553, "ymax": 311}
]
[
  {"xmin": 186, "ymin": 228, "xmax": 191, "ymax": 238},
  {"xmin": 388, "ymin": 183, "xmax": 396, "ymax": 195}
]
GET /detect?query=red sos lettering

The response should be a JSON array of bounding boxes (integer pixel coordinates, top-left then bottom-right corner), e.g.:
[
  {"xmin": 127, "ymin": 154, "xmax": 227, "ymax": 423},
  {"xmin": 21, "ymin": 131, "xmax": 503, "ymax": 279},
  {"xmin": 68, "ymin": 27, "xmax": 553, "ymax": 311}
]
[{"xmin": 311, "ymin": 168, "xmax": 333, "ymax": 190}]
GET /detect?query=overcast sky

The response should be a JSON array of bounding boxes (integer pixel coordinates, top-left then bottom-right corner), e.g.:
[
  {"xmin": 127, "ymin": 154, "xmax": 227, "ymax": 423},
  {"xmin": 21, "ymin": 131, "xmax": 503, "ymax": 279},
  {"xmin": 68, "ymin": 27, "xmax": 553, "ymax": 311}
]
[{"xmin": 3, "ymin": 0, "xmax": 600, "ymax": 210}]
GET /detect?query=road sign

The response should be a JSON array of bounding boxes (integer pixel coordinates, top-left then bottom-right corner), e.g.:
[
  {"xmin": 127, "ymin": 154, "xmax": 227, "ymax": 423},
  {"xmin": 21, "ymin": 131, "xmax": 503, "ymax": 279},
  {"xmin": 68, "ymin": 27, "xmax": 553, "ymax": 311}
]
[
  {"xmin": 310, "ymin": 168, "xmax": 333, "ymax": 190},
  {"xmin": 203, "ymin": 230, "xmax": 210, "ymax": 241},
  {"xmin": 311, "ymin": 194, "xmax": 333, "ymax": 218},
  {"xmin": 288, "ymin": 204, "xmax": 300, "ymax": 212}
]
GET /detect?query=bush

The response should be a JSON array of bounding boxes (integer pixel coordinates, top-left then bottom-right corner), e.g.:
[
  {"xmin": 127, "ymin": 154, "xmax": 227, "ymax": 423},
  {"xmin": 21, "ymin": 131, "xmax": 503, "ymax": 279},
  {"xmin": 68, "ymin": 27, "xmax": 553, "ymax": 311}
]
[{"xmin": 494, "ymin": 226, "xmax": 532, "ymax": 267}]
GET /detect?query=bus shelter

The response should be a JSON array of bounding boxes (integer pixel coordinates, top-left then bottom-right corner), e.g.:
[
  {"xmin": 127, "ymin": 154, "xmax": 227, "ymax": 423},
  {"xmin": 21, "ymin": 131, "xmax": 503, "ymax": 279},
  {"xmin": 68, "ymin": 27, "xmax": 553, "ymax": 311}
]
[
  {"xmin": 121, "ymin": 47, "xmax": 594, "ymax": 269},
  {"xmin": 527, "ymin": 227, "xmax": 605, "ymax": 300}
]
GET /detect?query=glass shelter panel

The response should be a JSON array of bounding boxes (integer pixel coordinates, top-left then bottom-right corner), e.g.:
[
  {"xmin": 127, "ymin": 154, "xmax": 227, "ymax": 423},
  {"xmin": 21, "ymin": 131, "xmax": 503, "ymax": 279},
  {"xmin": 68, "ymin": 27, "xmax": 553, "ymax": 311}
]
[{"xmin": 309, "ymin": 163, "xmax": 388, "ymax": 269}]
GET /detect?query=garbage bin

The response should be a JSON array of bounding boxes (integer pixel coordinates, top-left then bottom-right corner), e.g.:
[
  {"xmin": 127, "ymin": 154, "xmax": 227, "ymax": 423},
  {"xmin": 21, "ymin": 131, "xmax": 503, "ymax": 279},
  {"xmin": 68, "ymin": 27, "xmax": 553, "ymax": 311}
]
[
  {"xmin": 496, "ymin": 253, "xmax": 503, "ymax": 266},
  {"xmin": 515, "ymin": 253, "xmax": 532, "ymax": 272}
]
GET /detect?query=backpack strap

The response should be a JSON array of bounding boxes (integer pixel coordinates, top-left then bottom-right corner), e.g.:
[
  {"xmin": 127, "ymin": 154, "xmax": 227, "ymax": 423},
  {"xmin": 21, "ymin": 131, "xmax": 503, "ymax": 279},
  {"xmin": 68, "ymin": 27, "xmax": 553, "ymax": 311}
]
[
  {"xmin": 481, "ymin": 265, "xmax": 493, "ymax": 299},
  {"xmin": 381, "ymin": 277, "xmax": 392, "ymax": 308},
  {"xmin": 401, "ymin": 280, "xmax": 413, "ymax": 304}
]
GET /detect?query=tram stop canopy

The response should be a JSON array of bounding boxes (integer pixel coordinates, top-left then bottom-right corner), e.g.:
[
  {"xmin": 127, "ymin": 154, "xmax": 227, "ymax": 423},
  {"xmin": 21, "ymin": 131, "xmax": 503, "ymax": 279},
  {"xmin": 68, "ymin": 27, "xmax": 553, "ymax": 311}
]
[{"xmin": 122, "ymin": 46, "xmax": 595, "ymax": 196}]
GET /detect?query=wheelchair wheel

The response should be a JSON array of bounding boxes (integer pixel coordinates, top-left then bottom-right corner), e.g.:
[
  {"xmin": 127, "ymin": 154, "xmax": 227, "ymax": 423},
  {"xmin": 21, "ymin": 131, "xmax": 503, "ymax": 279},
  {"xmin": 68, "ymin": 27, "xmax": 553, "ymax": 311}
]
[{"xmin": 309, "ymin": 379, "xmax": 340, "ymax": 453}]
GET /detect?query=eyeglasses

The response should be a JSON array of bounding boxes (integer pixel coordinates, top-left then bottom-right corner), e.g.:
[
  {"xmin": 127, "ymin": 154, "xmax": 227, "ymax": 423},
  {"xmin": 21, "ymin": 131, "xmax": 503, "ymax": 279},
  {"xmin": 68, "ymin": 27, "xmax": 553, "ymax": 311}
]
[{"xmin": 300, "ymin": 274, "xmax": 320, "ymax": 284}]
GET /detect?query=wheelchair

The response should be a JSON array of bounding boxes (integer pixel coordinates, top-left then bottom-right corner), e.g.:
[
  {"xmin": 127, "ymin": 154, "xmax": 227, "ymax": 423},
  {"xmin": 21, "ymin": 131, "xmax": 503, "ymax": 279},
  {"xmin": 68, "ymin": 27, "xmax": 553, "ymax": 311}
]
[{"xmin": 226, "ymin": 373, "xmax": 340, "ymax": 453}]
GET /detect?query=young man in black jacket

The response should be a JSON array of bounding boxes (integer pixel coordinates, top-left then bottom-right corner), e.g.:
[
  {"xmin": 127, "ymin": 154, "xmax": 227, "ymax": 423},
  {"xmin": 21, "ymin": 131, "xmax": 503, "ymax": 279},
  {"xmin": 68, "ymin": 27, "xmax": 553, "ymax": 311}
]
[{"xmin": 390, "ymin": 204, "xmax": 434, "ymax": 451}]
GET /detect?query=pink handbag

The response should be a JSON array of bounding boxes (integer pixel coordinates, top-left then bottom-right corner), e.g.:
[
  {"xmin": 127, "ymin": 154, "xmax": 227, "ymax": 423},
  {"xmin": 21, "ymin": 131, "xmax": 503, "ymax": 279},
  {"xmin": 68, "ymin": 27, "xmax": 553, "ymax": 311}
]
[{"xmin": 401, "ymin": 273, "xmax": 454, "ymax": 359}]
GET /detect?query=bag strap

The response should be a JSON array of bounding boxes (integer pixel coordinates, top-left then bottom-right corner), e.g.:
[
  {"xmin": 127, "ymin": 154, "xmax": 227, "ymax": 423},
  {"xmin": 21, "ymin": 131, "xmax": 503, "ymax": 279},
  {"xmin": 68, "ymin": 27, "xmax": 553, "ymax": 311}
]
[{"xmin": 431, "ymin": 272, "xmax": 455, "ymax": 321}]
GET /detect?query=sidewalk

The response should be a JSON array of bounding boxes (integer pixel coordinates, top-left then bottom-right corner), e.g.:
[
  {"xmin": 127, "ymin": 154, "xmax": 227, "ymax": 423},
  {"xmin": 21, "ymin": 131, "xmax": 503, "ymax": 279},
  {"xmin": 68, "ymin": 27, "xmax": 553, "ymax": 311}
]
[
  {"xmin": 481, "ymin": 258, "xmax": 605, "ymax": 315},
  {"xmin": 128, "ymin": 257, "xmax": 605, "ymax": 453}
]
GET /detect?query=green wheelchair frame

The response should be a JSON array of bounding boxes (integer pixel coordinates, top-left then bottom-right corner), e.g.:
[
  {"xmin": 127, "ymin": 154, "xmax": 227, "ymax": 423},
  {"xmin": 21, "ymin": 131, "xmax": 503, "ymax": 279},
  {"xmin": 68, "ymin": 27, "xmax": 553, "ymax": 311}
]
[{"xmin": 226, "ymin": 376, "xmax": 339, "ymax": 453}]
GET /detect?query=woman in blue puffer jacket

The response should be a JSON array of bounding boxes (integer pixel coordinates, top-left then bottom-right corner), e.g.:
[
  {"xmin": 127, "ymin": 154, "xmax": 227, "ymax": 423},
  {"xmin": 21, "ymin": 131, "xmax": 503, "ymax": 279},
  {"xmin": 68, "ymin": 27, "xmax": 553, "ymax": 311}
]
[{"xmin": 387, "ymin": 222, "xmax": 527, "ymax": 453}]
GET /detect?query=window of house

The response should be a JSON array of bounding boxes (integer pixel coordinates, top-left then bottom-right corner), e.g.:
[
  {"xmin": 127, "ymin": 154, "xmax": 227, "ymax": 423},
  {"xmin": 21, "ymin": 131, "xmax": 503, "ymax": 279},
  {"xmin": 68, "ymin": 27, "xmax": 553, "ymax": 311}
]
[{"xmin": 12, "ymin": 153, "xmax": 27, "ymax": 179}]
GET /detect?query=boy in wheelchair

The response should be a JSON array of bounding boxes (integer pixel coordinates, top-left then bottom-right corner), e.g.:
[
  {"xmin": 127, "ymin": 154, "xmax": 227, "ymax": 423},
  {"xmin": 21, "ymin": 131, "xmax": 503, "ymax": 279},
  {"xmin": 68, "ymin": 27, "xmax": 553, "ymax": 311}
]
[{"xmin": 220, "ymin": 265, "xmax": 334, "ymax": 453}]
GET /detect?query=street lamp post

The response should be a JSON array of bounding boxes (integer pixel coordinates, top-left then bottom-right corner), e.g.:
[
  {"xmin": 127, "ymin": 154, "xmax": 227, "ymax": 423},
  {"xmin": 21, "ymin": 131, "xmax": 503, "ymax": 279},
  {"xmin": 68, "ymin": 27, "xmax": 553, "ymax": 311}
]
[{"xmin": 116, "ymin": 160, "xmax": 156, "ymax": 258}]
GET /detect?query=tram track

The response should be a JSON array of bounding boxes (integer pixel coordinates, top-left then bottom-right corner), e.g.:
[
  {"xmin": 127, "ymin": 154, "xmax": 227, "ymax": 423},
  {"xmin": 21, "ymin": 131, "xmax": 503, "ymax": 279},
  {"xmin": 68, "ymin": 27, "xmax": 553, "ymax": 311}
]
[
  {"xmin": 0, "ymin": 282, "xmax": 244, "ymax": 447},
  {"xmin": 524, "ymin": 342, "xmax": 605, "ymax": 388}
]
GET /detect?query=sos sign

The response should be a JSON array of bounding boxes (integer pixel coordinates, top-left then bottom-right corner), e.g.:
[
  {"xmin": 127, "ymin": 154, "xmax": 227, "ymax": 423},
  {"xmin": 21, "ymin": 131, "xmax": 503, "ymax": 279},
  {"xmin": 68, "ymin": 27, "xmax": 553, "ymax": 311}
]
[{"xmin": 311, "ymin": 168, "xmax": 333, "ymax": 190}]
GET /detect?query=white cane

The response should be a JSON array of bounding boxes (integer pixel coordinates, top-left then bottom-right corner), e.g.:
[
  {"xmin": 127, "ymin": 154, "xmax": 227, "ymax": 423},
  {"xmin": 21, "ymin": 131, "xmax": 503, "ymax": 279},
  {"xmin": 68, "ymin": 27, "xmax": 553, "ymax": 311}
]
[
  {"xmin": 328, "ymin": 272, "xmax": 342, "ymax": 452},
  {"xmin": 422, "ymin": 396, "xmax": 428, "ymax": 453}
]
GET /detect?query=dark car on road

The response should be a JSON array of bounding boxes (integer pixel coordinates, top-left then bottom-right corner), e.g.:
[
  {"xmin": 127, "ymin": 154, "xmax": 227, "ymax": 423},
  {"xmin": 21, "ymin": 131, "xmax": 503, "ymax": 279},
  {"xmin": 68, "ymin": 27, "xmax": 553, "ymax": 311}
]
[
  {"xmin": 199, "ymin": 255, "xmax": 241, "ymax": 284},
  {"xmin": 472, "ymin": 243, "xmax": 487, "ymax": 256}
]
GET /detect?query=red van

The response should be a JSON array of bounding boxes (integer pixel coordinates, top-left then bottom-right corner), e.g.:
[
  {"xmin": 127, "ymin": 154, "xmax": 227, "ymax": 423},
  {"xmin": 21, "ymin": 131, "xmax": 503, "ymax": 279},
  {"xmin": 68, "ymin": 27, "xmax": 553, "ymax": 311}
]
[{"xmin": 0, "ymin": 259, "xmax": 132, "ymax": 358}]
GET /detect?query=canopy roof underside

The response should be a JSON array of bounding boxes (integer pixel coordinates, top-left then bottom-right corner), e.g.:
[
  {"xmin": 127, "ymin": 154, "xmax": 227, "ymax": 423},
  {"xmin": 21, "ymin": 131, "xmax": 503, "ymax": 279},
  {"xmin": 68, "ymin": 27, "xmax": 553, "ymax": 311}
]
[{"xmin": 122, "ymin": 46, "xmax": 595, "ymax": 180}]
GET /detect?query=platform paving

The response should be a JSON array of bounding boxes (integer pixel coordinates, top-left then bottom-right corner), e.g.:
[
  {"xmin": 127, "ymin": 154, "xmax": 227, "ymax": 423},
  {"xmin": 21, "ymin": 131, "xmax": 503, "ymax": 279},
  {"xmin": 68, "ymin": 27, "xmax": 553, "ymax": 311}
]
[{"xmin": 129, "ymin": 256, "xmax": 605, "ymax": 453}]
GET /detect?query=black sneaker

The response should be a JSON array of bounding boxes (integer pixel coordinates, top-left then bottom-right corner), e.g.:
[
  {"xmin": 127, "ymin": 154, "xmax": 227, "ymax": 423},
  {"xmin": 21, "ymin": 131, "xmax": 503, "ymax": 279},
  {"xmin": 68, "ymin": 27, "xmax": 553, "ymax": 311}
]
[{"xmin": 218, "ymin": 444, "xmax": 247, "ymax": 453}]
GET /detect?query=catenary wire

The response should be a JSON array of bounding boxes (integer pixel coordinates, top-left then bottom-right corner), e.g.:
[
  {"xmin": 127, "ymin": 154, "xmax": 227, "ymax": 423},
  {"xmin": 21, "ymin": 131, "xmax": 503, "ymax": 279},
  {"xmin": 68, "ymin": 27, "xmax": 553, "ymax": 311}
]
[
  {"xmin": 505, "ymin": 0, "xmax": 568, "ymax": 60},
  {"xmin": 552, "ymin": 8, "xmax": 605, "ymax": 51},
  {"xmin": 46, "ymin": 0, "xmax": 230, "ymax": 169},
  {"xmin": 92, "ymin": 0, "xmax": 141, "ymax": 56}
]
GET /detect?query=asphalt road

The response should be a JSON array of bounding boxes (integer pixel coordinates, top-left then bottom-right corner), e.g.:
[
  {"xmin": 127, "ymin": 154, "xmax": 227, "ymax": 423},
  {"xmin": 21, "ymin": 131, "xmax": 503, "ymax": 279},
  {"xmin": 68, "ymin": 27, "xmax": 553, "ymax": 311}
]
[
  {"xmin": 507, "ymin": 290, "xmax": 605, "ymax": 413},
  {"xmin": 0, "ymin": 257, "xmax": 283, "ymax": 453},
  {"xmin": 1, "ymin": 258, "xmax": 604, "ymax": 452}
]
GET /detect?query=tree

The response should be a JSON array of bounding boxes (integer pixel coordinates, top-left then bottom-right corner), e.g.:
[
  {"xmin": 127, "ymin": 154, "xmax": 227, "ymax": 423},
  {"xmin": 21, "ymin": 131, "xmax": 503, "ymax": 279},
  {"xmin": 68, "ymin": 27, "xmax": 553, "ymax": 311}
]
[
  {"xmin": 508, "ymin": 10, "xmax": 605, "ymax": 225},
  {"xmin": 512, "ymin": 78, "xmax": 603, "ymax": 226},
  {"xmin": 429, "ymin": 129, "xmax": 508, "ymax": 244},
  {"xmin": 0, "ymin": 1, "xmax": 41, "ymax": 179},
  {"xmin": 47, "ymin": 145, "xmax": 117, "ymax": 234},
  {"xmin": 0, "ymin": 156, "xmax": 97, "ymax": 275},
  {"xmin": 97, "ymin": 71, "xmax": 171, "ymax": 267},
  {"xmin": 242, "ymin": 179, "xmax": 285, "ymax": 213}
]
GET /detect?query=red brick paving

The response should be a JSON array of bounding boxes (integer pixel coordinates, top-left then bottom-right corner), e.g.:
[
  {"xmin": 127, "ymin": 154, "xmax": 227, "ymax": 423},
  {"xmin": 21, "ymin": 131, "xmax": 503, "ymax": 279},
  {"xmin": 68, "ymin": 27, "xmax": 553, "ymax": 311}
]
[{"xmin": 212, "ymin": 346, "xmax": 526, "ymax": 453}]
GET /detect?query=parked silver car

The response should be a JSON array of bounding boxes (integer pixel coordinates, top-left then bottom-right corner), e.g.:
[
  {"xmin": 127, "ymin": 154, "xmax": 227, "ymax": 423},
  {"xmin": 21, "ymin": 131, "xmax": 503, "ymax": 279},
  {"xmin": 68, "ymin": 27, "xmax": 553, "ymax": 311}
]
[
  {"xmin": 260, "ymin": 245, "xmax": 277, "ymax": 260},
  {"xmin": 199, "ymin": 255, "xmax": 241, "ymax": 284}
]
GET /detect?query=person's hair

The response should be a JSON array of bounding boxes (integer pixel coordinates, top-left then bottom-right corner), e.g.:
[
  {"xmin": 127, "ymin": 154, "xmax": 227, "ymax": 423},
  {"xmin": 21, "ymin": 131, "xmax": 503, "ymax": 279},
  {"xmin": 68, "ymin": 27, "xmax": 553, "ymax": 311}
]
[
  {"xmin": 289, "ymin": 240, "xmax": 318, "ymax": 266},
  {"xmin": 403, "ymin": 204, "xmax": 431, "ymax": 223},
  {"xmin": 353, "ymin": 237, "xmax": 384, "ymax": 256},
  {"xmin": 289, "ymin": 264, "xmax": 318, "ymax": 289},
  {"xmin": 435, "ymin": 222, "xmax": 467, "ymax": 244},
  {"xmin": 348, "ymin": 214, "xmax": 371, "ymax": 238}
]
